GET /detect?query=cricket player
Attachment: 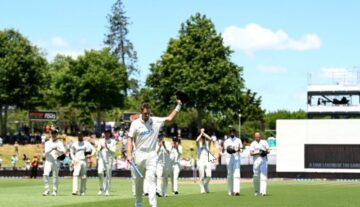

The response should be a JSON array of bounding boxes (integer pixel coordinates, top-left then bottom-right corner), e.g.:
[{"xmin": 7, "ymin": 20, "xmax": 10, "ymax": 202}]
[
  {"xmin": 71, "ymin": 131, "xmax": 96, "ymax": 196},
  {"xmin": 223, "ymin": 128, "xmax": 243, "ymax": 196},
  {"xmin": 43, "ymin": 129, "xmax": 66, "ymax": 196},
  {"xmin": 156, "ymin": 139, "xmax": 172, "ymax": 197},
  {"xmin": 250, "ymin": 132, "xmax": 270, "ymax": 196},
  {"xmin": 97, "ymin": 128, "xmax": 117, "ymax": 196},
  {"xmin": 196, "ymin": 128, "xmax": 214, "ymax": 193},
  {"xmin": 170, "ymin": 137, "xmax": 182, "ymax": 195},
  {"xmin": 127, "ymin": 101, "xmax": 182, "ymax": 207}
]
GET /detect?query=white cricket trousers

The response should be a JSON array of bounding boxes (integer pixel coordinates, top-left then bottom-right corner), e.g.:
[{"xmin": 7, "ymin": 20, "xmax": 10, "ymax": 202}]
[
  {"xmin": 134, "ymin": 151, "xmax": 157, "ymax": 207},
  {"xmin": 97, "ymin": 159, "xmax": 113, "ymax": 193},
  {"xmin": 253, "ymin": 157, "xmax": 268, "ymax": 195},
  {"xmin": 156, "ymin": 162, "xmax": 171, "ymax": 196},
  {"xmin": 43, "ymin": 160, "xmax": 60, "ymax": 193},
  {"xmin": 73, "ymin": 160, "xmax": 87, "ymax": 194},
  {"xmin": 171, "ymin": 163, "xmax": 180, "ymax": 192},
  {"xmin": 198, "ymin": 159, "xmax": 211, "ymax": 193},
  {"xmin": 226, "ymin": 156, "xmax": 241, "ymax": 194}
]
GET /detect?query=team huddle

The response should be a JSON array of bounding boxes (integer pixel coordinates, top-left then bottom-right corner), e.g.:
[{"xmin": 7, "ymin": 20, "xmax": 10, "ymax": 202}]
[{"xmin": 41, "ymin": 99, "xmax": 270, "ymax": 207}]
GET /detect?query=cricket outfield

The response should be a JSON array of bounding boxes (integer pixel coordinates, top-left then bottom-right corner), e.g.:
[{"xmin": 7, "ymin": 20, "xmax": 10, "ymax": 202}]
[{"xmin": 0, "ymin": 178, "xmax": 359, "ymax": 207}]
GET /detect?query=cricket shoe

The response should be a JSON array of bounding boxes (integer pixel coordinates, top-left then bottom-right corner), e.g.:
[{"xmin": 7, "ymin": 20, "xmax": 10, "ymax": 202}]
[
  {"xmin": 42, "ymin": 191, "xmax": 50, "ymax": 196},
  {"xmin": 72, "ymin": 192, "xmax": 77, "ymax": 196},
  {"xmin": 97, "ymin": 190, "xmax": 104, "ymax": 196},
  {"xmin": 105, "ymin": 191, "xmax": 110, "ymax": 196},
  {"xmin": 52, "ymin": 191, "xmax": 57, "ymax": 196}
]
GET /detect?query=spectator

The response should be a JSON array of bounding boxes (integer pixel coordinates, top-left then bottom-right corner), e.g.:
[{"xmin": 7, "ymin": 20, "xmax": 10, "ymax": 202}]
[
  {"xmin": 14, "ymin": 142, "xmax": 19, "ymax": 155},
  {"xmin": 22, "ymin": 154, "xmax": 28, "ymax": 162},
  {"xmin": 25, "ymin": 158, "xmax": 31, "ymax": 170},
  {"xmin": 11, "ymin": 154, "xmax": 18, "ymax": 170},
  {"xmin": 30, "ymin": 155, "xmax": 39, "ymax": 178},
  {"xmin": 0, "ymin": 136, "xmax": 3, "ymax": 146},
  {"xmin": 0, "ymin": 156, "xmax": 2, "ymax": 168}
]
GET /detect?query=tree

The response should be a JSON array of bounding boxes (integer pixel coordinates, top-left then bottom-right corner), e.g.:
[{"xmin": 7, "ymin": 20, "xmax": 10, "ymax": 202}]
[
  {"xmin": 104, "ymin": 0, "xmax": 138, "ymax": 76},
  {"xmin": 265, "ymin": 109, "xmax": 306, "ymax": 132},
  {"xmin": 0, "ymin": 29, "xmax": 48, "ymax": 135},
  {"xmin": 53, "ymin": 48, "xmax": 128, "ymax": 131},
  {"xmin": 146, "ymin": 13, "xmax": 245, "ymax": 129}
]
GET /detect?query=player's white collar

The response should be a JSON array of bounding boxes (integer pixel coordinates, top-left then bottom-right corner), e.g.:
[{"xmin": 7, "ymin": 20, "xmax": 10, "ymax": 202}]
[{"xmin": 140, "ymin": 115, "xmax": 153, "ymax": 125}]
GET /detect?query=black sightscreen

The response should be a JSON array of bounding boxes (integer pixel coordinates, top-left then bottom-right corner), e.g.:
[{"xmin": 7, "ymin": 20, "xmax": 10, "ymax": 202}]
[{"xmin": 305, "ymin": 144, "xmax": 360, "ymax": 169}]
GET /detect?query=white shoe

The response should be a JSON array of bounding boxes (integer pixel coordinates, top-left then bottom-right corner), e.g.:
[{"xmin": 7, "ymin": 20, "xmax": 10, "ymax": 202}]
[
  {"xmin": 98, "ymin": 190, "xmax": 103, "ymax": 195},
  {"xmin": 52, "ymin": 191, "xmax": 57, "ymax": 196},
  {"xmin": 105, "ymin": 191, "xmax": 110, "ymax": 196},
  {"xmin": 254, "ymin": 192, "xmax": 260, "ymax": 196},
  {"xmin": 80, "ymin": 192, "xmax": 85, "ymax": 196},
  {"xmin": 42, "ymin": 191, "xmax": 49, "ymax": 196},
  {"xmin": 261, "ymin": 193, "xmax": 266, "ymax": 196}
]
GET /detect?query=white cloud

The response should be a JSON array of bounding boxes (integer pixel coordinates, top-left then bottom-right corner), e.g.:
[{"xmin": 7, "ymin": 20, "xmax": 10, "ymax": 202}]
[
  {"xmin": 319, "ymin": 67, "xmax": 359, "ymax": 84},
  {"xmin": 222, "ymin": 23, "xmax": 322, "ymax": 54},
  {"xmin": 50, "ymin": 37, "xmax": 69, "ymax": 48},
  {"xmin": 35, "ymin": 36, "xmax": 94, "ymax": 60},
  {"xmin": 257, "ymin": 65, "xmax": 288, "ymax": 74}
]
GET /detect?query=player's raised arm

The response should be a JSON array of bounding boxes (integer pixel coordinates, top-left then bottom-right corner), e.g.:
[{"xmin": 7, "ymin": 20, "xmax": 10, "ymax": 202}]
[{"xmin": 166, "ymin": 100, "xmax": 182, "ymax": 122}]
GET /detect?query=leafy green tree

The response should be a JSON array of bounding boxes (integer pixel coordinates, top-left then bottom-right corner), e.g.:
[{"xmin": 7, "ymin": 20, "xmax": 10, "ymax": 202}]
[
  {"xmin": 264, "ymin": 109, "xmax": 306, "ymax": 135},
  {"xmin": 104, "ymin": 0, "xmax": 138, "ymax": 76},
  {"xmin": 53, "ymin": 48, "xmax": 128, "ymax": 130},
  {"xmin": 0, "ymin": 29, "xmax": 48, "ymax": 135},
  {"xmin": 146, "ymin": 13, "xmax": 245, "ymax": 128}
]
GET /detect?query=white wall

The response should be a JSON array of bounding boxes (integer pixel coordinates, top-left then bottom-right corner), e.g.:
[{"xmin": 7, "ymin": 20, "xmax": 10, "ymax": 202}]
[{"xmin": 276, "ymin": 119, "xmax": 360, "ymax": 173}]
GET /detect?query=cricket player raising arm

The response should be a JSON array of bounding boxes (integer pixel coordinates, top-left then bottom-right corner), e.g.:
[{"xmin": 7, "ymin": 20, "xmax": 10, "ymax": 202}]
[
  {"xmin": 169, "ymin": 136, "xmax": 183, "ymax": 195},
  {"xmin": 250, "ymin": 132, "xmax": 270, "ymax": 196},
  {"xmin": 223, "ymin": 128, "xmax": 243, "ymax": 196},
  {"xmin": 127, "ymin": 100, "xmax": 182, "ymax": 207},
  {"xmin": 97, "ymin": 128, "xmax": 117, "ymax": 196},
  {"xmin": 196, "ymin": 128, "xmax": 213, "ymax": 193},
  {"xmin": 43, "ymin": 129, "xmax": 65, "ymax": 196},
  {"xmin": 155, "ymin": 139, "xmax": 172, "ymax": 197},
  {"xmin": 70, "ymin": 131, "xmax": 96, "ymax": 196}
]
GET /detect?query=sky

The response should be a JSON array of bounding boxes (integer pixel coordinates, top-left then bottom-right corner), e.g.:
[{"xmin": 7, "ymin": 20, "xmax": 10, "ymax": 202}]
[{"xmin": 1, "ymin": 0, "xmax": 360, "ymax": 112}]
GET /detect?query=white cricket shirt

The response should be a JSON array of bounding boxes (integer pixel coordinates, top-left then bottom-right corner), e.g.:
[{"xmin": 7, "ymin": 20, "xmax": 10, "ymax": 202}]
[
  {"xmin": 250, "ymin": 140, "xmax": 269, "ymax": 161},
  {"xmin": 128, "ymin": 116, "xmax": 167, "ymax": 153},
  {"xmin": 71, "ymin": 141, "xmax": 95, "ymax": 161}
]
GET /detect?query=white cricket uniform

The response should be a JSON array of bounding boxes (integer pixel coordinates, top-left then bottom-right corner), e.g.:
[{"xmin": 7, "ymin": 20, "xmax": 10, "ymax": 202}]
[
  {"xmin": 156, "ymin": 142, "xmax": 172, "ymax": 196},
  {"xmin": 223, "ymin": 136, "xmax": 243, "ymax": 195},
  {"xmin": 97, "ymin": 138, "xmax": 117, "ymax": 194},
  {"xmin": 197, "ymin": 140, "xmax": 212, "ymax": 193},
  {"xmin": 129, "ymin": 116, "xmax": 167, "ymax": 207},
  {"xmin": 170, "ymin": 144, "xmax": 182, "ymax": 193},
  {"xmin": 250, "ymin": 140, "xmax": 269, "ymax": 195},
  {"xmin": 43, "ymin": 139, "xmax": 65, "ymax": 194},
  {"xmin": 70, "ymin": 141, "xmax": 95, "ymax": 194}
]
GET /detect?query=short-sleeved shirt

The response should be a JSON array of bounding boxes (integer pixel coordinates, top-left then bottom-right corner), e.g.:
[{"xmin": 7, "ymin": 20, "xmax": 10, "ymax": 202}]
[
  {"xmin": 71, "ymin": 141, "xmax": 95, "ymax": 161},
  {"xmin": 128, "ymin": 116, "xmax": 167, "ymax": 153},
  {"xmin": 44, "ymin": 139, "xmax": 65, "ymax": 162},
  {"xmin": 250, "ymin": 140, "xmax": 269, "ymax": 161},
  {"xmin": 223, "ymin": 137, "xmax": 243, "ymax": 158}
]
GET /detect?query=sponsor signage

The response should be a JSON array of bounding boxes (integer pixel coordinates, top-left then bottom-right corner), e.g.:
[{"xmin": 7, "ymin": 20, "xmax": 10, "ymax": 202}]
[{"xmin": 29, "ymin": 111, "xmax": 57, "ymax": 121}]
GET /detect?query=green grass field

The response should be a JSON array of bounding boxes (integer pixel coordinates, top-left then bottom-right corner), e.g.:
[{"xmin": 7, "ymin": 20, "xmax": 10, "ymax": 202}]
[{"xmin": 0, "ymin": 178, "xmax": 359, "ymax": 207}]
